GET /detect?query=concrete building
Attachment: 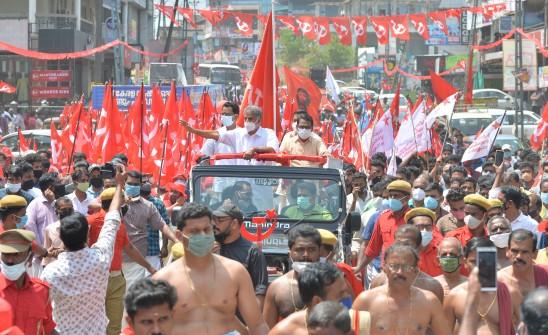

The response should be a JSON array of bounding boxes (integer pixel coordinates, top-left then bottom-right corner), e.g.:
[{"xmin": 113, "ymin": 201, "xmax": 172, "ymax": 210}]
[{"xmin": 0, "ymin": 0, "xmax": 154, "ymax": 106}]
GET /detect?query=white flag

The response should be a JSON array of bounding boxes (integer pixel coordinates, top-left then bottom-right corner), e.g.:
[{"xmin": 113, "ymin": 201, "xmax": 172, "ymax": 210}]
[
  {"xmin": 461, "ymin": 116, "xmax": 504, "ymax": 162},
  {"xmin": 325, "ymin": 66, "xmax": 341, "ymax": 104},
  {"xmin": 426, "ymin": 92, "xmax": 458, "ymax": 129},
  {"xmin": 362, "ymin": 109, "xmax": 394, "ymax": 158},
  {"xmin": 387, "ymin": 150, "xmax": 398, "ymax": 176},
  {"xmin": 394, "ymin": 100, "xmax": 428, "ymax": 161}
]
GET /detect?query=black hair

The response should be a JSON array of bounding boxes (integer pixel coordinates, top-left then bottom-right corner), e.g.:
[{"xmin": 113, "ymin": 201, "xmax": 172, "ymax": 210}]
[
  {"xmin": 520, "ymin": 287, "xmax": 548, "ymax": 335},
  {"xmin": 72, "ymin": 152, "xmax": 87, "ymax": 163},
  {"xmin": 370, "ymin": 159, "xmax": 386, "ymax": 170},
  {"xmin": 351, "ymin": 172, "xmax": 367, "ymax": 182},
  {"xmin": 477, "ymin": 174, "xmax": 495, "ymax": 189},
  {"xmin": 446, "ymin": 189, "xmax": 466, "ymax": 202},
  {"xmin": 113, "ymin": 153, "xmax": 128, "ymax": 164},
  {"xmin": 222, "ymin": 101, "xmax": 240, "ymax": 115},
  {"xmin": 343, "ymin": 163, "xmax": 356, "ymax": 174},
  {"xmin": 296, "ymin": 112, "xmax": 314, "ymax": 128},
  {"xmin": 395, "ymin": 224, "xmax": 422, "ymax": 249},
  {"xmin": 233, "ymin": 180, "xmax": 252, "ymax": 192},
  {"xmin": 127, "ymin": 170, "xmax": 142, "ymax": 180},
  {"xmin": 371, "ymin": 152, "xmax": 387, "ymax": 164},
  {"xmin": 464, "ymin": 237, "xmax": 494, "ymax": 258},
  {"xmin": 519, "ymin": 161, "xmax": 534, "ymax": 172},
  {"xmin": 406, "ymin": 166, "xmax": 421, "ymax": 181},
  {"xmin": 6, "ymin": 165, "xmax": 22, "ymax": 178},
  {"xmin": 509, "ymin": 229, "xmax": 538, "ymax": 252},
  {"xmin": 0, "ymin": 206, "xmax": 26, "ymax": 221},
  {"xmin": 396, "ymin": 167, "xmax": 411, "ymax": 181},
  {"xmin": 372, "ymin": 179, "xmax": 391, "ymax": 194},
  {"xmin": 500, "ymin": 187, "xmax": 522, "ymax": 208},
  {"xmin": 18, "ymin": 162, "xmax": 33, "ymax": 175},
  {"xmin": 383, "ymin": 242, "xmax": 419, "ymax": 265},
  {"xmin": 173, "ymin": 203, "xmax": 212, "ymax": 230},
  {"xmin": 55, "ymin": 196, "xmax": 72, "ymax": 209},
  {"xmin": 425, "ymin": 182, "xmax": 443, "ymax": 195},
  {"xmin": 125, "ymin": 279, "xmax": 178, "ymax": 320},
  {"xmin": 446, "ymin": 154, "xmax": 461, "ymax": 164},
  {"xmin": 71, "ymin": 169, "xmax": 89, "ymax": 183},
  {"xmin": 450, "ymin": 165, "xmax": 467, "ymax": 178},
  {"xmin": 482, "ymin": 161, "xmax": 494, "ymax": 170},
  {"xmin": 38, "ymin": 173, "xmax": 57, "ymax": 192},
  {"xmin": 288, "ymin": 224, "xmax": 321, "ymax": 249},
  {"xmin": 463, "ymin": 176, "xmax": 476, "ymax": 186},
  {"xmin": 530, "ymin": 193, "xmax": 542, "ymax": 209},
  {"xmin": 307, "ymin": 301, "xmax": 351, "ymax": 333},
  {"xmin": 37, "ymin": 149, "xmax": 51, "ymax": 159},
  {"xmin": 24, "ymin": 153, "xmax": 41, "ymax": 165},
  {"xmin": 60, "ymin": 213, "xmax": 89, "ymax": 251},
  {"xmin": 295, "ymin": 181, "xmax": 317, "ymax": 197},
  {"xmin": 298, "ymin": 262, "xmax": 342, "ymax": 305}
]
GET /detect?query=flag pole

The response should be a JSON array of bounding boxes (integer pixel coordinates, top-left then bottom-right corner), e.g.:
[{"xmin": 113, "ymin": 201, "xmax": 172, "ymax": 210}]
[
  {"xmin": 157, "ymin": 124, "xmax": 169, "ymax": 190},
  {"xmin": 271, "ymin": 2, "xmax": 277, "ymax": 134},
  {"xmin": 440, "ymin": 93, "xmax": 459, "ymax": 151},
  {"xmin": 408, "ymin": 99, "xmax": 421, "ymax": 155},
  {"xmin": 487, "ymin": 110, "xmax": 507, "ymax": 156},
  {"xmin": 139, "ymin": 82, "xmax": 145, "ymax": 176}
]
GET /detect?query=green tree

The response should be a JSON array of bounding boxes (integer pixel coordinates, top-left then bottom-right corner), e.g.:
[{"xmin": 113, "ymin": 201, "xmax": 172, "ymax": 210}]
[{"xmin": 277, "ymin": 29, "xmax": 355, "ymax": 70}]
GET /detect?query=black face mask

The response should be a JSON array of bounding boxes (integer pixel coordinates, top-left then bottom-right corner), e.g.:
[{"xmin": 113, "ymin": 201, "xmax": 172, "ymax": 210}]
[
  {"xmin": 33, "ymin": 169, "xmax": 43, "ymax": 180},
  {"xmin": 57, "ymin": 210, "xmax": 74, "ymax": 220},
  {"xmin": 89, "ymin": 177, "xmax": 104, "ymax": 189},
  {"xmin": 21, "ymin": 180, "xmax": 34, "ymax": 191}
]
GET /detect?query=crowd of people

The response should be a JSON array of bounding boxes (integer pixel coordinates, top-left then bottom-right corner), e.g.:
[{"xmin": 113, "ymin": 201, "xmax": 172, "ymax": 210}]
[{"xmin": 0, "ymin": 100, "xmax": 546, "ymax": 335}]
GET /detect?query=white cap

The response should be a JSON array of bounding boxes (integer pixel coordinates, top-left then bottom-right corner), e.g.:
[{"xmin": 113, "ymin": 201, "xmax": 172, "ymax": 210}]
[{"xmin": 501, "ymin": 144, "xmax": 512, "ymax": 151}]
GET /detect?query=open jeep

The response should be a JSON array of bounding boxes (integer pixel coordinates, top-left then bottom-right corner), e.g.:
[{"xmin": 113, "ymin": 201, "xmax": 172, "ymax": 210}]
[{"xmin": 190, "ymin": 163, "xmax": 360, "ymax": 279}]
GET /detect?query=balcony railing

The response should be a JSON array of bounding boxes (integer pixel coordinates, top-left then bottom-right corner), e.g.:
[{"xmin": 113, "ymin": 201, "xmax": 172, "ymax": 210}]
[{"xmin": 36, "ymin": 15, "xmax": 76, "ymax": 30}]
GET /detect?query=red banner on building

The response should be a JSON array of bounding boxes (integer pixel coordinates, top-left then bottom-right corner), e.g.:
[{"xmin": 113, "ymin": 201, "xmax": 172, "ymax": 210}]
[
  {"xmin": 31, "ymin": 70, "xmax": 71, "ymax": 82},
  {"xmin": 31, "ymin": 87, "xmax": 72, "ymax": 99}
]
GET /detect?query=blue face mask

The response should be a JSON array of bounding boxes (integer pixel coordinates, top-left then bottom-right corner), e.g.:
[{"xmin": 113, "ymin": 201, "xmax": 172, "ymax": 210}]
[
  {"xmin": 424, "ymin": 196, "xmax": 439, "ymax": 210},
  {"xmin": 340, "ymin": 296, "xmax": 353, "ymax": 309},
  {"xmin": 541, "ymin": 192, "xmax": 548, "ymax": 205},
  {"xmin": 381, "ymin": 199, "xmax": 390, "ymax": 210},
  {"xmin": 16, "ymin": 215, "xmax": 28, "ymax": 229},
  {"xmin": 408, "ymin": 199, "xmax": 414, "ymax": 208},
  {"xmin": 125, "ymin": 184, "xmax": 141, "ymax": 198},
  {"xmin": 185, "ymin": 232, "xmax": 215, "ymax": 257},
  {"xmin": 297, "ymin": 196, "xmax": 312, "ymax": 210},
  {"xmin": 388, "ymin": 198, "xmax": 403, "ymax": 212}
]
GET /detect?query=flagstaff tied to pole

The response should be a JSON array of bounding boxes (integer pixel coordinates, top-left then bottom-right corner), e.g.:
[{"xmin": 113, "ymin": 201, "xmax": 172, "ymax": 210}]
[
  {"xmin": 271, "ymin": 2, "xmax": 277, "ymax": 134},
  {"xmin": 157, "ymin": 124, "xmax": 170, "ymax": 190},
  {"xmin": 67, "ymin": 98, "xmax": 85, "ymax": 174},
  {"xmin": 139, "ymin": 82, "xmax": 145, "ymax": 176}
]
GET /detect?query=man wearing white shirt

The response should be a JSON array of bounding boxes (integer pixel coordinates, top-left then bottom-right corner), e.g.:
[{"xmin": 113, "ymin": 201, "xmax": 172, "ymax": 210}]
[
  {"xmin": 67, "ymin": 169, "xmax": 93, "ymax": 215},
  {"xmin": 499, "ymin": 187, "xmax": 538, "ymax": 233},
  {"xmin": 180, "ymin": 105, "xmax": 279, "ymax": 165},
  {"xmin": 200, "ymin": 101, "xmax": 239, "ymax": 165}
]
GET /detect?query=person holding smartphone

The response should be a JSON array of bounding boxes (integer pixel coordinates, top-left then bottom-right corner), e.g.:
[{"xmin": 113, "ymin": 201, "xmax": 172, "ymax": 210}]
[{"xmin": 443, "ymin": 237, "xmax": 521, "ymax": 335}]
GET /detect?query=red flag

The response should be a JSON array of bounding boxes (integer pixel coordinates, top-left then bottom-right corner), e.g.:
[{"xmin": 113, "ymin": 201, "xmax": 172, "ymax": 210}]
[
  {"xmin": 370, "ymin": 17, "xmax": 390, "ymax": 45},
  {"xmin": 351, "ymin": 17, "xmax": 367, "ymax": 46},
  {"xmin": 331, "ymin": 17, "xmax": 352, "ymax": 46},
  {"xmin": 428, "ymin": 11, "xmax": 448, "ymax": 36},
  {"xmin": 125, "ymin": 84, "xmax": 146, "ymax": 169},
  {"xmin": 283, "ymin": 66, "xmax": 322, "ymax": 127},
  {"xmin": 232, "ymin": 12, "xmax": 254, "ymax": 36},
  {"xmin": 431, "ymin": 129, "xmax": 442, "ymax": 156},
  {"xmin": 296, "ymin": 16, "xmax": 316, "ymax": 41},
  {"xmin": 198, "ymin": 91, "xmax": 217, "ymax": 130},
  {"xmin": 314, "ymin": 17, "xmax": 331, "ymax": 45},
  {"xmin": 18, "ymin": 128, "xmax": 28, "ymax": 153},
  {"xmin": 50, "ymin": 121, "xmax": 65, "ymax": 169},
  {"xmin": 446, "ymin": 9, "xmax": 462, "ymax": 19},
  {"xmin": 409, "ymin": 14, "xmax": 429, "ymax": 40},
  {"xmin": 429, "ymin": 71, "xmax": 458, "ymax": 103},
  {"xmin": 93, "ymin": 83, "xmax": 124, "ymax": 163},
  {"xmin": 256, "ymin": 15, "xmax": 267, "ymax": 25},
  {"xmin": 278, "ymin": 16, "xmax": 299, "ymax": 34},
  {"xmin": 389, "ymin": 15, "xmax": 410, "ymax": 41},
  {"xmin": 0, "ymin": 81, "xmax": 16, "ymax": 94},
  {"xmin": 155, "ymin": 5, "xmax": 180, "ymax": 27},
  {"xmin": 530, "ymin": 102, "xmax": 548, "ymax": 150},
  {"xmin": 389, "ymin": 82, "xmax": 401, "ymax": 131},
  {"xmin": 238, "ymin": 13, "xmax": 280, "ymax": 134},
  {"xmin": 176, "ymin": 7, "xmax": 196, "ymax": 27},
  {"xmin": 198, "ymin": 9, "xmax": 225, "ymax": 26}
]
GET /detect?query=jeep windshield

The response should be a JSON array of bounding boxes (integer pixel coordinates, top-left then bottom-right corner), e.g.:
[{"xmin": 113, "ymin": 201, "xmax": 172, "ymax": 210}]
[{"xmin": 191, "ymin": 166, "xmax": 344, "ymax": 223}]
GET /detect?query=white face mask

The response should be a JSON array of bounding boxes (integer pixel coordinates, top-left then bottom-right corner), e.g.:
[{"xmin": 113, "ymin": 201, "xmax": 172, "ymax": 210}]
[
  {"xmin": 464, "ymin": 214, "xmax": 482, "ymax": 229},
  {"xmin": 490, "ymin": 232, "xmax": 510, "ymax": 249},
  {"xmin": 297, "ymin": 128, "xmax": 312, "ymax": 140},
  {"xmin": 412, "ymin": 188, "xmax": 426, "ymax": 201},
  {"xmin": 292, "ymin": 121, "xmax": 297, "ymax": 132},
  {"xmin": 220, "ymin": 115, "xmax": 234, "ymax": 127},
  {"xmin": 244, "ymin": 121, "xmax": 257, "ymax": 133},
  {"xmin": 421, "ymin": 230, "xmax": 433, "ymax": 247},
  {"xmin": 6, "ymin": 182, "xmax": 21, "ymax": 193},
  {"xmin": 0, "ymin": 258, "xmax": 28, "ymax": 281}
]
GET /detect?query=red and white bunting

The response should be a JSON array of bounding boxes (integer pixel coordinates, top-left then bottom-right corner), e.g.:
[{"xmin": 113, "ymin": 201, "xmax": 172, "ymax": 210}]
[
  {"xmin": 351, "ymin": 16, "xmax": 368, "ymax": 46},
  {"xmin": 389, "ymin": 15, "xmax": 410, "ymax": 41},
  {"xmin": 409, "ymin": 14, "xmax": 429, "ymax": 40},
  {"xmin": 314, "ymin": 17, "xmax": 331, "ymax": 45},
  {"xmin": 331, "ymin": 17, "xmax": 352, "ymax": 46},
  {"xmin": 370, "ymin": 16, "xmax": 390, "ymax": 45}
]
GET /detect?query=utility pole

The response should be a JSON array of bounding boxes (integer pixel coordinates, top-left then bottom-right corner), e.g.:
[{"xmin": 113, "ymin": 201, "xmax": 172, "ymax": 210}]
[
  {"xmin": 163, "ymin": 0, "xmax": 180, "ymax": 62},
  {"xmin": 514, "ymin": 0, "xmax": 524, "ymax": 140},
  {"xmin": 181, "ymin": 0, "xmax": 190, "ymax": 74},
  {"xmin": 110, "ymin": 0, "xmax": 124, "ymax": 83}
]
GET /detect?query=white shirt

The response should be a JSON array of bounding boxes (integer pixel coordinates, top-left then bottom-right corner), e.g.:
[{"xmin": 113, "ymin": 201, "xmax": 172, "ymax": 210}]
[
  {"xmin": 41, "ymin": 211, "xmax": 121, "ymax": 335},
  {"xmin": 510, "ymin": 212, "xmax": 539, "ymax": 233},
  {"xmin": 346, "ymin": 193, "xmax": 369, "ymax": 213},
  {"xmin": 217, "ymin": 126, "xmax": 279, "ymax": 165},
  {"xmin": 67, "ymin": 191, "xmax": 93, "ymax": 215},
  {"xmin": 201, "ymin": 126, "xmax": 237, "ymax": 165}
]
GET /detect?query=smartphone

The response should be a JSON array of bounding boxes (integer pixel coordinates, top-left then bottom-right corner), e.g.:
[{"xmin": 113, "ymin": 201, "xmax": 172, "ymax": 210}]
[
  {"xmin": 495, "ymin": 150, "xmax": 504, "ymax": 166},
  {"xmin": 477, "ymin": 247, "xmax": 497, "ymax": 292}
]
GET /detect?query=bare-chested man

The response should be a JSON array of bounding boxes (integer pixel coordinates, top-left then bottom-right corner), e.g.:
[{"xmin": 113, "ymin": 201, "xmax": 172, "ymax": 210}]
[
  {"xmin": 443, "ymin": 237, "xmax": 520, "ymax": 335},
  {"xmin": 268, "ymin": 262, "xmax": 351, "ymax": 335},
  {"xmin": 435, "ymin": 237, "xmax": 467, "ymax": 297},
  {"xmin": 369, "ymin": 224, "xmax": 445, "ymax": 303},
  {"xmin": 263, "ymin": 225, "xmax": 321, "ymax": 328},
  {"xmin": 486, "ymin": 215, "xmax": 512, "ymax": 269},
  {"xmin": 153, "ymin": 203, "xmax": 269, "ymax": 335},
  {"xmin": 353, "ymin": 243, "xmax": 451, "ymax": 335},
  {"xmin": 498, "ymin": 229, "xmax": 548, "ymax": 301}
]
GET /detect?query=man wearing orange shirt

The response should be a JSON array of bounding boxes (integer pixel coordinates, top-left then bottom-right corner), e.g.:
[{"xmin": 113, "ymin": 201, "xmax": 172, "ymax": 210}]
[
  {"xmin": 0, "ymin": 229, "xmax": 56, "ymax": 335},
  {"xmin": 446, "ymin": 194, "xmax": 490, "ymax": 248},
  {"xmin": 88, "ymin": 188, "xmax": 157, "ymax": 335},
  {"xmin": 404, "ymin": 207, "xmax": 443, "ymax": 277},
  {"xmin": 353, "ymin": 180, "xmax": 412, "ymax": 274}
]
